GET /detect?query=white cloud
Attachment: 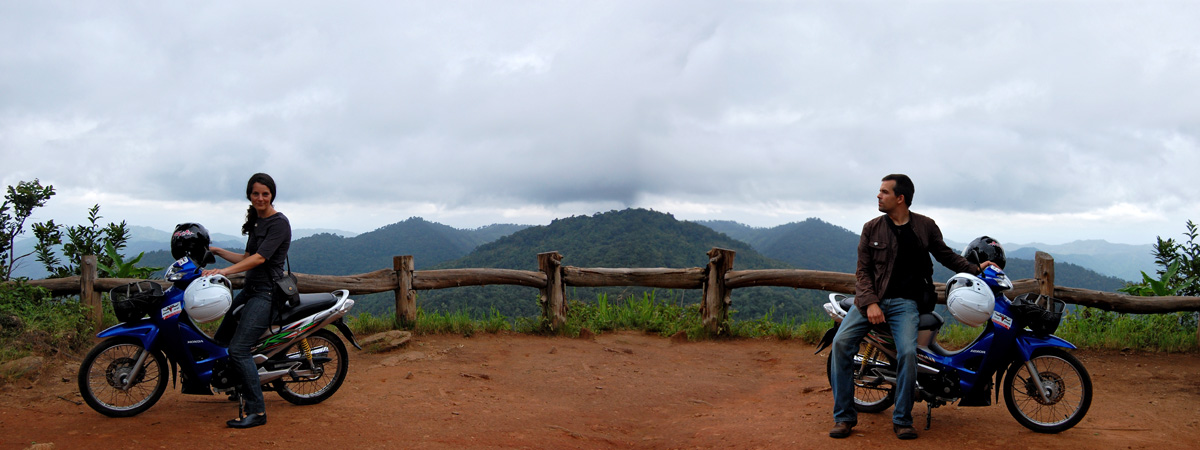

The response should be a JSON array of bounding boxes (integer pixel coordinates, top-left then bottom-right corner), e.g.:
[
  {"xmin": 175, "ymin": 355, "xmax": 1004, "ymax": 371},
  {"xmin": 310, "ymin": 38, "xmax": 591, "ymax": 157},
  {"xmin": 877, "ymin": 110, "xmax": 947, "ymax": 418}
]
[{"xmin": 896, "ymin": 80, "xmax": 1046, "ymax": 121}]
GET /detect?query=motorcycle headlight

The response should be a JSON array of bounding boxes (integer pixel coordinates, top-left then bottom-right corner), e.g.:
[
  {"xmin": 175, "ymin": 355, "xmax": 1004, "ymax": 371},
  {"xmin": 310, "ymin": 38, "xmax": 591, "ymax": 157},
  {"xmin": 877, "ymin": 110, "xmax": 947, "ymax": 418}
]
[{"xmin": 166, "ymin": 265, "xmax": 183, "ymax": 281}]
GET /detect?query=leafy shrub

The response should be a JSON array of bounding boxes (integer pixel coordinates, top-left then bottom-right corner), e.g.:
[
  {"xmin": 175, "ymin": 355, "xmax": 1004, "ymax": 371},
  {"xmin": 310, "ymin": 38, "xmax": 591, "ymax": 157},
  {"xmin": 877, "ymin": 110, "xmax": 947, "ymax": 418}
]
[{"xmin": 0, "ymin": 282, "xmax": 92, "ymax": 361}]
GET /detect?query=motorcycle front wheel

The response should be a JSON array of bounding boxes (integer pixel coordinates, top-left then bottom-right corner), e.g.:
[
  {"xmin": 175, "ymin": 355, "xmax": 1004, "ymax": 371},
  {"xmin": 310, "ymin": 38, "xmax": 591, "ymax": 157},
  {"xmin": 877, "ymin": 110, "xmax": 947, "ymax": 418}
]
[
  {"xmin": 826, "ymin": 341, "xmax": 896, "ymax": 413},
  {"xmin": 1003, "ymin": 347, "xmax": 1093, "ymax": 433},
  {"xmin": 77, "ymin": 337, "xmax": 168, "ymax": 417},
  {"xmin": 273, "ymin": 329, "xmax": 349, "ymax": 405}
]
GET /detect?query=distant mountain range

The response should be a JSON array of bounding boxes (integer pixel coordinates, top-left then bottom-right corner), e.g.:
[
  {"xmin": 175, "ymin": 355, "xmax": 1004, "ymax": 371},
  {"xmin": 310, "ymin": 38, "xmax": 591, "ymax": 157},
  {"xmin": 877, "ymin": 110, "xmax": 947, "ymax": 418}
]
[
  {"xmin": 698, "ymin": 220, "xmax": 1157, "ymax": 282},
  {"xmin": 12, "ymin": 209, "xmax": 1139, "ymax": 319},
  {"xmin": 7, "ymin": 226, "xmax": 361, "ymax": 279},
  {"xmin": 1004, "ymin": 241, "xmax": 1156, "ymax": 282},
  {"xmin": 695, "ymin": 218, "xmax": 861, "ymax": 273}
]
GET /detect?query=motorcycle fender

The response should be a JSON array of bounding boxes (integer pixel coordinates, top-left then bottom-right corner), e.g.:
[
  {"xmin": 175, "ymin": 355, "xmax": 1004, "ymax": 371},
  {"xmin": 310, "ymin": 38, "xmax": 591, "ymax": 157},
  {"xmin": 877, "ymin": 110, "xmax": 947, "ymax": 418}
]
[
  {"xmin": 333, "ymin": 318, "xmax": 363, "ymax": 350},
  {"xmin": 1015, "ymin": 334, "xmax": 1076, "ymax": 361},
  {"xmin": 814, "ymin": 327, "xmax": 838, "ymax": 354},
  {"xmin": 96, "ymin": 321, "xmax": 160, "ymax": 349}
]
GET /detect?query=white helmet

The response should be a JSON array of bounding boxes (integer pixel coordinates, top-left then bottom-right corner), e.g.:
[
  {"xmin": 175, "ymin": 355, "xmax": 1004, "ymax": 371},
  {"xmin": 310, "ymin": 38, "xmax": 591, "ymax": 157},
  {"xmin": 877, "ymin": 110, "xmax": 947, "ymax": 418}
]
[
  {"xmin": 945, "ymin": 273, "xmax": 995, "ymax": 327},
  {"xmin": 183, "ymin": 275, "xmax": 232, "ymax": 323}
]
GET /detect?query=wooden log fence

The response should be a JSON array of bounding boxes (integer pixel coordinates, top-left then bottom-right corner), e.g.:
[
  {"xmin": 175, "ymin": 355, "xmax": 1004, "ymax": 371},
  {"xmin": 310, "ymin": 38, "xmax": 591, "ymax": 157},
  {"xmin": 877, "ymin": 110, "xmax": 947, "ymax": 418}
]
[{"xmin": 8, "ymin": 249, "xmax": 1200, "ymax": 337}]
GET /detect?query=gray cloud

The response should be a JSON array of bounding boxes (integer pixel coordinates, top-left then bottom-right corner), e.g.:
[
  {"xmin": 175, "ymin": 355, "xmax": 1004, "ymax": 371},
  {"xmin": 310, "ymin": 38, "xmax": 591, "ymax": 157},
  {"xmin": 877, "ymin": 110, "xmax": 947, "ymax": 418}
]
[{"xmin": 2, "ymin": 1, "xmax": 1198, "ymax": 244}]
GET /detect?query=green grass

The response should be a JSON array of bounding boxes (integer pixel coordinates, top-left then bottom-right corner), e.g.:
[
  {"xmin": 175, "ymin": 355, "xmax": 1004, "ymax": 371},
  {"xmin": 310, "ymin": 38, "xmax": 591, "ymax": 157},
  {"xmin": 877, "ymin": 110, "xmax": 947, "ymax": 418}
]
[
  {"xmin": 1054, "ymin": 309, "xmax": 1198, "ymax": 353},
  {"xmin": 561, "ymin": 292, "xmax": 705, "ymax": 339},
  {"xmin": 342, "ymin": 293, "xmax": 1198, "ymax": 353},
  {"xmin": 3, "ymin": 282, "xmax": 1197, "ymax": 367},
  {"xmin": 346, "ymin": 307, "xmax": 514, "ymax": 338}
]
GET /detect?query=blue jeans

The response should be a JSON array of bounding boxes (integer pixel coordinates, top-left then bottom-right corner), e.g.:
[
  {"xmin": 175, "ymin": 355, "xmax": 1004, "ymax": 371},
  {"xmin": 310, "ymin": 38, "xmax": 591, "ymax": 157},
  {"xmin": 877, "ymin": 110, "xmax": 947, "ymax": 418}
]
[
  {"xmin": 222, "ymin": 282, "xmax": 274, "ymax": 415},
  {"xmin": 830, "ymin": 297, "xmax": 919, "ymax": 427}
]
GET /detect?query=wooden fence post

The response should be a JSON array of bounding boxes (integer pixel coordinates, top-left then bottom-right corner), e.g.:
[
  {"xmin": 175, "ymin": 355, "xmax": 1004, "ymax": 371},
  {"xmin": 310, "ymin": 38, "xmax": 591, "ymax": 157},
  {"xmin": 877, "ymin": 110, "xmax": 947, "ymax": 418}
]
[
  {"xmin": 80, "ymin": 255, "xmax": 102, "ymax": 333},
  {"xmin": 701, "ymin": 248, "xmax": 736, "ymax": 335},
  {"xmin": 394, "ymin": 255, "xmax": 416, "ymax": 328},
  {"xmin": 1035, "ymin": 251, "xmax": 1055, "ymax": 298},
  {"xmin": 537, "ymin": 251, "xmax": 566, "ymax": 330}
]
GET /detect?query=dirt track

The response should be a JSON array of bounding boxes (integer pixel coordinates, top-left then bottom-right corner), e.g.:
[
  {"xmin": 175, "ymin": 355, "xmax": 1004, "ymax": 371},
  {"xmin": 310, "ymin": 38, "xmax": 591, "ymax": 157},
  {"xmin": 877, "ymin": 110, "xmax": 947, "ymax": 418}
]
[{"xmin": 3, "ymin": 331, "xmax": 1199, "ymax": 449}]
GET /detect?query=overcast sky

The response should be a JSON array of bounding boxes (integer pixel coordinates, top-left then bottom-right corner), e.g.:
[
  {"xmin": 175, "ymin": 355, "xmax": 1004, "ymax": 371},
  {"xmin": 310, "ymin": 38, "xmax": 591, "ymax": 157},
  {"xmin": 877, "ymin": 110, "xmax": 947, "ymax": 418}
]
[{"xmin": 3, "ymin": 1, "xmax": 1197, "ymax": 246}]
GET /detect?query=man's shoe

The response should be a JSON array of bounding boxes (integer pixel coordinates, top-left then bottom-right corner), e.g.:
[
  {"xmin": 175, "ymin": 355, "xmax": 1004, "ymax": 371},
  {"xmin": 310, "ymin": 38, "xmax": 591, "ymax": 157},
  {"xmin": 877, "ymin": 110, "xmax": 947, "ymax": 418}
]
[
  {"xmin": 893, "ymin": 423, "xmax": 918, "ymax": 440},
  {"xmin": 227, "ymin": 413, "xmax": 267, "ymax": 429},
  {"xmin": 829, "ymin": 422, "xmax": 855, "ymax": 438}
]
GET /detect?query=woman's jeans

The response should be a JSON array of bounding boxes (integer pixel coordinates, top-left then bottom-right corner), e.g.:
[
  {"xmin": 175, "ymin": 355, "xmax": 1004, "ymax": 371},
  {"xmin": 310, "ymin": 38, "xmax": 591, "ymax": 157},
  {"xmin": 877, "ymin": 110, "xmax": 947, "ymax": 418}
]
[
  {"xmin": 830, "ymin": 297, "xmax": 919, "ymax": 427},
  {"xmin": 215, "ymin": 281, "xmax": 274, "ymax": 415}
]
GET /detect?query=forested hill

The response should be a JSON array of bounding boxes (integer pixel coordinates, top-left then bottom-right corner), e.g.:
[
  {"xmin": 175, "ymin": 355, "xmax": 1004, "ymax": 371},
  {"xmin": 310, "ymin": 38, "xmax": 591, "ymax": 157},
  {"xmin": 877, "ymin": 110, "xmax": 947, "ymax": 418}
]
[
  {"xmin": 289, "ymin": 218, "xmax": 529, "ymax": 274},
  {"xmin": 443, "ymin": 209, "xmax": 789, "ymax": 271},
  {"xmin": 695, "ymin": 218, "xmax": 860, "ymax": 272},
  {"xmin": 410, "ymin": 209, "xmax": 817, "ymax": 319}
]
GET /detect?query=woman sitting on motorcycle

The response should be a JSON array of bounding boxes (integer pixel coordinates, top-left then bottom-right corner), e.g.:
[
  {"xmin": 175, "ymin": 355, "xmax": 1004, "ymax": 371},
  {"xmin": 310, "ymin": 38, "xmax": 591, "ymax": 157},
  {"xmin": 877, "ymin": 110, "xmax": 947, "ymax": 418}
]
[{"xmin": 204, "ymin": 172, "xmax": 292, "ymax": 429}]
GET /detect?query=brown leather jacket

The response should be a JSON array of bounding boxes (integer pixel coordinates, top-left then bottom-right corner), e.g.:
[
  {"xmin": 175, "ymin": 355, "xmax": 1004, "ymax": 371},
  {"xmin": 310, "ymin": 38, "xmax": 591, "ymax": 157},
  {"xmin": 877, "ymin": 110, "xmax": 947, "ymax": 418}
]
[{"xmin": 854, "ymin": 212, "xmax": 980, "ymax": 312}]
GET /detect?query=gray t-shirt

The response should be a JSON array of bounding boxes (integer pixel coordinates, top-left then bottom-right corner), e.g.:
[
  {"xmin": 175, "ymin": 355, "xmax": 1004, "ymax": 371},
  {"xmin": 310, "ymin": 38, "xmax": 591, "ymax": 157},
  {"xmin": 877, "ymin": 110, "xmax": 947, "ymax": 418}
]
[{"xmin": 244, "ymin": 212, "xmax": 291, "ymax": 284}]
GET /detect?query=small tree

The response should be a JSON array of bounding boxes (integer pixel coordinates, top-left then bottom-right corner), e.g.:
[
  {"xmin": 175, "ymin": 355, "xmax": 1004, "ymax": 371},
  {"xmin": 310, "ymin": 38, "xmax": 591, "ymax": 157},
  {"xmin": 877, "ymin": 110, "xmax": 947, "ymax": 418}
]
[
  {"xmin": 0, "ymin": 180, "xmax": 56, "ymax": 281},
  {"xmin": 1120, "ymin": 220, "xmax": 1200, "ymax": 344},
  {"xmin": 98, "ymin": 241, "xmax": 161, "ymax": 279},
  {"xmin": 1121, "ymin": 220, "xmax": 1200, "ymax": 297},
  {"xmin": 33, "ymin": 204, "xmax": 145, "ymax": 278}
]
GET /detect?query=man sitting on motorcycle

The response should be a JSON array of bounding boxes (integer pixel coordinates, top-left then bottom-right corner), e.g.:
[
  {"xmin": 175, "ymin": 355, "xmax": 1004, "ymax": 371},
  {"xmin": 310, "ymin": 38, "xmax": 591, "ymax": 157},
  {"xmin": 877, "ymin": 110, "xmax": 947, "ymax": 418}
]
[{"xmin": 829, "ymin": 174, "xmax": 996, "ymax": 440}]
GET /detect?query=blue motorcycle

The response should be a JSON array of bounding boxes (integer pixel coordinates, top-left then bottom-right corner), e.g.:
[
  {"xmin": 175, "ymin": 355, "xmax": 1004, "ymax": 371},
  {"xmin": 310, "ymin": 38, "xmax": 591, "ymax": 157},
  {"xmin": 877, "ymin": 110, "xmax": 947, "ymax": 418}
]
[
  {"xmin": 815, "ymin": 266, "xmax": 1092, "ymax": 433},
  {"xmin": 77, "ymin": 254, "xmax": 361, "ymax": 417}
]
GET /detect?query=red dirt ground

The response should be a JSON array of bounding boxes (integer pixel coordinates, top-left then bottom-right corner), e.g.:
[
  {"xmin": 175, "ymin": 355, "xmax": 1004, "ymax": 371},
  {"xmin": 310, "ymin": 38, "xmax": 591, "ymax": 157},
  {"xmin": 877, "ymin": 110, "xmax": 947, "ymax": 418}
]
[{"xmin": 3, "ymin": 331, "xmax": 1199, "ymax": 450}]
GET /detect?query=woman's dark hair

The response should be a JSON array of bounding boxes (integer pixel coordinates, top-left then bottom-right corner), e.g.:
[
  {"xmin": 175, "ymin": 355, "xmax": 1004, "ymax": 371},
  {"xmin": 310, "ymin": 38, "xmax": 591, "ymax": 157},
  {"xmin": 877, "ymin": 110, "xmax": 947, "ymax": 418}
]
[
  {"xmin": 241, "ymin": 173, "xmax": 277, "ymax": 236},
  {"xmin": 882, "ymin": 173, "xmax": 914, "ymax": 207}
]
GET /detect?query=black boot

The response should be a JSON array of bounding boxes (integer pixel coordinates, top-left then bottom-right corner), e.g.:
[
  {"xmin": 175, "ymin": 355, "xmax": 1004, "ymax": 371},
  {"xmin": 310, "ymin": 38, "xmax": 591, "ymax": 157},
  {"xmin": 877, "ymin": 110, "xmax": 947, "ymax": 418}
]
[
  {"xmin": 227, "ymin": 413, "xmax": 267, "ymax": 428},
  {"xmin": 227, "ymin": 390, "xmax": 265, "ymax": 428}
]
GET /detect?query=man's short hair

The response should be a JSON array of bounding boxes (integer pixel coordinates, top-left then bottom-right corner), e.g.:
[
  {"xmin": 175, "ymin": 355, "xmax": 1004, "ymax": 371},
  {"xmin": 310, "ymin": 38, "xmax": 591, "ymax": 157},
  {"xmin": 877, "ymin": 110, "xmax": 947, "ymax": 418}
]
[{"xmin": 882, "ymin": 174, "xmax": 914, "ymax": 207}]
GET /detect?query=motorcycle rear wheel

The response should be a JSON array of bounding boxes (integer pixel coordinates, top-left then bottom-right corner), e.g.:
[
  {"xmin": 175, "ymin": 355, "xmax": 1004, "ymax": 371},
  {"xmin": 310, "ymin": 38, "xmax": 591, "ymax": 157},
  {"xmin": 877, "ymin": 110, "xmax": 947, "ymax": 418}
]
[
  {"xmin": 1003, "ymin": 347, "xmax": 1092, "ymax": 433},
  {"xmin": 77, "ymin": 337, "xmax": 168, "ymax": 417},
  {"xmin": 274, "ymin": 329, "xmax": 349, "ymax": 405},
  {"xmin": 826, "ymin": 341, "xmax": 896, "ymax": 413}
]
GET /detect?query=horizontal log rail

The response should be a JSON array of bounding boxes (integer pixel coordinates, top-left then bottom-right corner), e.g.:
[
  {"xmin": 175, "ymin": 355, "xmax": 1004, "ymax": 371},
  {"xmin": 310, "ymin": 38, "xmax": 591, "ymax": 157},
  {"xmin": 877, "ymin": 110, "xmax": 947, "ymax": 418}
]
[
  {"xmin": 414, "ymin": 269, "xmax": 547, "ymax": 290},
  {"xmin": 725, "ymin": 269, "xmax": 855, "ymax": 292},
  {"xmin": 563, "ymin": 267, "xmax": 705, "ymax": 289},
  {"xmin": 6, "ymin": 249, "xmax": 1200, "ymax": 335}
]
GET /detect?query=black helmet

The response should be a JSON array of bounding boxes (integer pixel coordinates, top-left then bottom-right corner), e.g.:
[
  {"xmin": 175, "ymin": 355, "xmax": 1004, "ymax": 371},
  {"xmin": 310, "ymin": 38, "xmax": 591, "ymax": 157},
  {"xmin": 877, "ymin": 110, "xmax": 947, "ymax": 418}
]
[
  {"xmin": 171, "ymin": 223, "xmax": 213, "ymax": 264},
  {"xmin": 962, "ymin": 236, "xmax": 1005, "ymax": 270}
]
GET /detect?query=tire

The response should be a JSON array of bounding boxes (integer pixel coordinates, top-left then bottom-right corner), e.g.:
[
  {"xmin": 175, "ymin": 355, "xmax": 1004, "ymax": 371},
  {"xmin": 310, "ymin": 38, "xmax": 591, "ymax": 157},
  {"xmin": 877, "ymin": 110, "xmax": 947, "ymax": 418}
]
[
  {"xmin": 77, "ymin": 337, "xmax": 168, "ymax": 417},
  {"xmin": 273, "ymin": 329, "xmax": 349, "ymax": 405},
  {"xmin": 826, "ymin": 341, "xmax": 896, "ymax": 413},
  {"xmin": 1003, "ymin": 347, "xmax": 1092, "ymax": 433}
]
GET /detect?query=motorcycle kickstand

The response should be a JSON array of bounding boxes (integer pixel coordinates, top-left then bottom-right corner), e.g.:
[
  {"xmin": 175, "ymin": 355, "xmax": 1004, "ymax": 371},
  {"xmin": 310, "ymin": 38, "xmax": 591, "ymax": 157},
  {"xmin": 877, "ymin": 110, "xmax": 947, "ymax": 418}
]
[{"xmin": 925, "ymin": 403, "xmax": 933, "ymax": 431}]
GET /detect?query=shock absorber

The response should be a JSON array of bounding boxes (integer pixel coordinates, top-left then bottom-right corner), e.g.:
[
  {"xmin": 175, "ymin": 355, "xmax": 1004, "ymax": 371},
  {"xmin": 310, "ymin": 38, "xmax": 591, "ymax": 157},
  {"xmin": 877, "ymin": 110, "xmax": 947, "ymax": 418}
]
[
  {"xmin": 300, "ymin": 338, "xmax": 314, "ymax": 368},
  {"xmin": 859, "ymin": 344, "xmax": 882, "ymax": 384}
]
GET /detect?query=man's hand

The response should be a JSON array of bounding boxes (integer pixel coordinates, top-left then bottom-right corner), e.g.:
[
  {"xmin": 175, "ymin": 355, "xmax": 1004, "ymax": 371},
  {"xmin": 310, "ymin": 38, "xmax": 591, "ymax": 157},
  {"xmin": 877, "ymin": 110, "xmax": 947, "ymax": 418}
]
[
  {"xmin": 980, "ymin": 261, "xmax": 999, "ymax": 271},
  {"xmin": 866, "ymin": 303, "xmax": 885, "ymax": 324}
]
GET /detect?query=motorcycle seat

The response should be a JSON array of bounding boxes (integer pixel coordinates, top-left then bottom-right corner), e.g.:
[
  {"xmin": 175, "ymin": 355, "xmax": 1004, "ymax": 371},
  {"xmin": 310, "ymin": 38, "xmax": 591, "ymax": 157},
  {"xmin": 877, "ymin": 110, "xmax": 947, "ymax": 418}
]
[
  {"xmin": 274, "ymin": 293, "xmax": 338, "ymax": 325},
  {"xmin": 918, "ymin": 312, "xmax": 944, "ymax": 331},
  {"xmin": 838, "ymin": 295, "xmax": 944, "ymax": 331}
]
